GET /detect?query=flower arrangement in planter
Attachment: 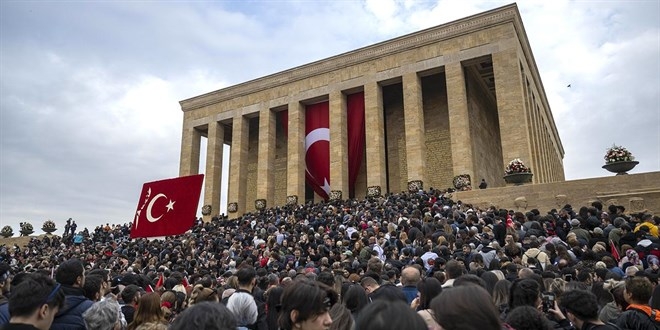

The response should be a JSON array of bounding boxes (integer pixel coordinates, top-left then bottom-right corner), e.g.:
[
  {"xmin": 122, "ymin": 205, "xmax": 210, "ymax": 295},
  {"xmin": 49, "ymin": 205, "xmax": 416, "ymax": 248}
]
[
  {"xmin": 504, "ymin": 159, "xmax": 533, "ymax": 185},
  {"xmin": 452, "ymin": 174, "xmax": 472, "ymax": 191},
  {"xmin": 604, "ymin": 144, "xmax": 635, "ymax": 164},
  {"xmin": 0, "ymin": 225, "xmax": 13, "ymax": 238},
  {"xmin": 602, "ymin": 144, "xmax": 638, "ymax": 175},
  {"xmin": 42, "ymin": 220, "xmax": 57, "ymax": 234},
  {"xmin": 505, "ymin": 158, "xmax": 532, "ymax": 175},
  {"xmin": 20, "ymin": 222, "xmax": 34, "ymax": 236}
]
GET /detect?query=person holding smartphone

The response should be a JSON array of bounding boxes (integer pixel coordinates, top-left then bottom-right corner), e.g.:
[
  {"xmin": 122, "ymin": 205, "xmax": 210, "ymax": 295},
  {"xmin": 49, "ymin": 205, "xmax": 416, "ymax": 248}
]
[{"xmin": 508, "ymin": 279, "xmax": 572, "ymax": 330}]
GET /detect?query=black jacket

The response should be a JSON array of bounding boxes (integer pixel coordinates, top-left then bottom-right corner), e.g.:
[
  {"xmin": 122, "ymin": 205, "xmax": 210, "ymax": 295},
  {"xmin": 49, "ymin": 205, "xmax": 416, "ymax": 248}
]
[
  {"xmin": 615, "ymin": 305, "xmax": 660, "ymax": 330},
  {"xmin": 0, "ymin": 323, "xmax": 40, "ymax": 330},
  {"xmin": 50, "ymin": 286, "xmax": 94, "ymax": 330}
]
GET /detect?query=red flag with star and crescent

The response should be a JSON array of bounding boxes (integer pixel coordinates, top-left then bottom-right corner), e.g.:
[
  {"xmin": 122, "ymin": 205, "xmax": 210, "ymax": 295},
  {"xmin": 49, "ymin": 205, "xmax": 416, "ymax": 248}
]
[
  {"xmin": 130, "ymin": 174, "xmax": 204, "ymax": 238},
  {"xmin": 305, "ymin": 101, "xmax": 331, "ymax": 199}
]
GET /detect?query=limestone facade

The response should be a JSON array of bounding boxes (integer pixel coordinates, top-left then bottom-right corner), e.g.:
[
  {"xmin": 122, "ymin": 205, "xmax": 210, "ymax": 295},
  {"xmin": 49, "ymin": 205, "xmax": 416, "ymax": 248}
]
[
  {"xmin": 454, "ymin": 172, "xmax": 660, "ymax": 216},
  {"xmin": 178, "ymin": 4, "xmax": 564, "ymax": 218}
]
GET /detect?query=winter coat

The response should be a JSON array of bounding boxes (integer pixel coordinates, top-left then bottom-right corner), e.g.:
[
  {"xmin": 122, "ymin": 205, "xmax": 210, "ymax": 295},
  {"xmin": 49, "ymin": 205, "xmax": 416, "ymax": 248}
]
[
  {"xmin": 615, "ymin": 304, "xmax": 660, "ymax": 330},
  {"xmin": 50, "ymin": 286, "xmax": 94, "ymax": 330}
]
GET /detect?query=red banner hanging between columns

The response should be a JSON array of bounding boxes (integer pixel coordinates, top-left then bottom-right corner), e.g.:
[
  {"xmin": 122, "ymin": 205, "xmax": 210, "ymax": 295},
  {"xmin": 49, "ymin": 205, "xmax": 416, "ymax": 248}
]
[
  {"xmin": 305, "ymin": 102, "xmax": 330, "ymax": 199},
  {"xmin": 347, "ymin": 92, "xmax": 365, "ymax": 196}
]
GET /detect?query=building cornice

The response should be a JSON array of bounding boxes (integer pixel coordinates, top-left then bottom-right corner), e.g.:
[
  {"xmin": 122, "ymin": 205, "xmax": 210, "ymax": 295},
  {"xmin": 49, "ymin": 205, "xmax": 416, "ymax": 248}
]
[
  {"xmin": 509, "ymin": 6, "xmax": 565, "ymax": 157},
  {"xmin": 180, "ymin": 3, "xmax": 521, "ymax": 112}
]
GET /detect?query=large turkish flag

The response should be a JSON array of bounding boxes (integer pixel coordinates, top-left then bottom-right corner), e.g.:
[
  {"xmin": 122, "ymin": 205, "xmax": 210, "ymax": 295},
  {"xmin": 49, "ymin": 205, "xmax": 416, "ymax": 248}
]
[
  {"xmin": 305, "ymin": 101, "xmax": 330, "ymax": 199},
  {"xmin": 130, "ymin": 174, "xmax": 204, "ymax": 238}
]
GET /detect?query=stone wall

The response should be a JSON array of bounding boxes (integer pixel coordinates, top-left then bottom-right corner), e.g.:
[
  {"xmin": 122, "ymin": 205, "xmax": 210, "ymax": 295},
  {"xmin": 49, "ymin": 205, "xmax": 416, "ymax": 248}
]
[
  {"xmin": 454, "ymin": 172, "xmax": 660, "ymax": 215},
  {"xmin": 245, "ymin": 117, "xmax": 259, "ymax": 212},
  {"xmin": 274, "ymin": 116, "xmax": 288, "ymax": 206},
  {"xmin": 465, "ymin": 63, "xmax": 504, "ymax": 187},
  {"xmin": 384, "ymin": 83, "xmax": 406, "ymax": 193},
  {"xmin": 422, "ymin": 73, "xmax": 453, "ymax": 190},
  {"xmin": 353, "ymin": 148, "xmax": 368, "ymax": 199}
]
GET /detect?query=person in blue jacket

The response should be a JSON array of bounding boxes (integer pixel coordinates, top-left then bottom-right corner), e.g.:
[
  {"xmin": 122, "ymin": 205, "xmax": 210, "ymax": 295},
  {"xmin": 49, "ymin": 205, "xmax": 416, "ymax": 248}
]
[{"xmin": 50, "ymin": 259, "xmax": 94, "ymax": 330}]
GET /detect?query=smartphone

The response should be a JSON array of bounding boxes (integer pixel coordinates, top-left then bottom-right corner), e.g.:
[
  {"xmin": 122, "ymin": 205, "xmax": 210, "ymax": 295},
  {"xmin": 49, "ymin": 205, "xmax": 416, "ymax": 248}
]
[{"xmin": 542, "ymin": 292, "xmax": 555, "ymax": 313}]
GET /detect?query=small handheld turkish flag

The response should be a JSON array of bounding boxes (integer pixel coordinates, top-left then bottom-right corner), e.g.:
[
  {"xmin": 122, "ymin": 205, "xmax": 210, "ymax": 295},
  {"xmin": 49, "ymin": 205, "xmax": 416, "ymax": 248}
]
[{"xmin": 130, "ymin": 174, "xmax": 204, "ymax": 238}]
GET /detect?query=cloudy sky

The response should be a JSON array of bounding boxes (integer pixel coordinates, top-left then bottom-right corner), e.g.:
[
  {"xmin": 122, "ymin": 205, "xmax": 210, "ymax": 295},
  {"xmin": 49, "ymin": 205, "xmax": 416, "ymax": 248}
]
[{"xmin": 1, "ymin": 0, "xmax": 658, "ymax": 236}]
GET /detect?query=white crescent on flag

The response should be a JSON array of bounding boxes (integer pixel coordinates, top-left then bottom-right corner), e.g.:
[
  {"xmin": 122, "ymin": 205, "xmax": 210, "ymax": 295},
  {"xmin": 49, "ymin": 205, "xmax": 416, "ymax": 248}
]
[
  {"xmin": 131, "ymin": 174, "xmax": 203, "ymax": 238},
  {"xmin": 305, "ymin": 128, "xmax": 330, "ymax": 152},
  {"xmin": 146, "ymin": 193, "xmax": 167, "ymax": 223},
  {"xmin": 305, "ymin": 127, "xmax": 331, "ymax": 195}
]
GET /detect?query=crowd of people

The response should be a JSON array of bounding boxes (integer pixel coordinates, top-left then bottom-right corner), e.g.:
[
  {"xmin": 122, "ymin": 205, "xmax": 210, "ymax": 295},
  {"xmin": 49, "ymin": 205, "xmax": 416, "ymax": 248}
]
[{"xmin": 1, "ymin": 188, "xmax": 660, "ymax": 330}]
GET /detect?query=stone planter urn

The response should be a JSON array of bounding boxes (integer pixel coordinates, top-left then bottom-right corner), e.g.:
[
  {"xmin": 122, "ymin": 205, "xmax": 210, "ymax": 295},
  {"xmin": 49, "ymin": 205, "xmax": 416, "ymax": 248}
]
[
  {"xmin": 42, "ymin": 227, "xmax": 57, "ymax": 235},
  {"xmin": 42, "ymin": 220, "xmax": 57, "ymax": 235},
  {"xmin": 602, "ymin": 161, "xmax": 639, "ymax": 175},
  {"xmin": 504, "ymin": 172, "xmax": 533, "ymax": 185},
  {"xmin": 20, "ymin": 229, "xmax": 34, "ymax": 236},
  {"xmin": 0, "ymin": 226, "xmax": 13, "ymax": 238}
]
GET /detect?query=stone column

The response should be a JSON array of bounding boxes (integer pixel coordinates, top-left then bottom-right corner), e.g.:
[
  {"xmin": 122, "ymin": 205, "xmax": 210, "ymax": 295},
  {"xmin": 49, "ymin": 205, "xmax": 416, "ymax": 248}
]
[
  {"xmin": 364, "ymin": 82, "xmax": 387, "ymax": 197},
  {"xmin": 493, "ymin": 48, "xmax": 533, "ymax": 170},
  {"xmin": 287, "ymin": 101, "xmax": 305, "ymax": 205},
  {"xmin": 543, "ymin": 129, "xmax": 551, "ymax": 183},
  {"xmin": 203, "ymin": 121, "xmax": 224, "ymax": 221},
  {"xmin": 228, "ymin": 115, "xmax": 249, "ymax": 215},
  {"xmin": 522, "ymin": 76, "xmax": 539, "ymax": 184},
  {"xmin": 257, "ymin": 108, "xmax": 275, "ymax": 209},
  {"xmin": 446, "ymin": 61, "xmax": 475, "ymax": 182},
  {"xmin": 179, "ymin": 125, "xmax": 201, "ymax": 177},
  {"xmin": 531, "ymin": 104, "xmax": 543, "ymax": 184},
  {"xmin": 402, "ymin": 72, "xmax": 426, "ymax": 192},
  {"xmin": 329, "ymin": 90, "xmax": 348, "ymax": 199}
]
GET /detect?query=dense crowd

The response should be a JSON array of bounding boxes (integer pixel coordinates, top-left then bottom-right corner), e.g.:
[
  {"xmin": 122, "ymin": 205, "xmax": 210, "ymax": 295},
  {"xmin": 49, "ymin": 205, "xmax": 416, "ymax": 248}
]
[{"xmin": 1, "ymin": 188, "xmax": 660, "ymax": 330}]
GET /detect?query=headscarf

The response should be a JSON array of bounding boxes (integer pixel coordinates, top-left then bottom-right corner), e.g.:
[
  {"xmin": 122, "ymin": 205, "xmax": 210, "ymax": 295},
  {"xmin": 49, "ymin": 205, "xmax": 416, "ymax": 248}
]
[{"xmin": 626, "ymin": 249, "xmax": 640, "ymax": 265}]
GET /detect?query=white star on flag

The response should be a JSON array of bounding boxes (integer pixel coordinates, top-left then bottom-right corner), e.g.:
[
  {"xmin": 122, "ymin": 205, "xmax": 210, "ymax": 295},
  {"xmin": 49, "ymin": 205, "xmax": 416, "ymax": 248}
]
[{"xmin": 166, "ymin": 200, "xmax": 175, "ymax": 212}]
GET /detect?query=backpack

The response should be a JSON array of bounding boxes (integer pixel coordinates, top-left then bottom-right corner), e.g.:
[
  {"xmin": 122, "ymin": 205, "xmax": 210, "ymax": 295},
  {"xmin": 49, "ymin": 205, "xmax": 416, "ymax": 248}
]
[{"xmin": 525, "ymin": 250, "xmax": 544, "ymax": 270}]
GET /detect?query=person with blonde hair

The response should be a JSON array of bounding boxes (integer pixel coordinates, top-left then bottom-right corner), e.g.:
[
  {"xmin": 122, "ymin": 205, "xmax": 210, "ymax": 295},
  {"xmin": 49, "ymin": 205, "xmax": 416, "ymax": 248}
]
[
  {"xmin": 547, "ymin": 278, "xmax": 567, "ymax": 298},
  {"xmin": 127, "ymin": 293, "xmax": 167, "ymax": 330},
  {"xmin": 159, "ymin": 291, "xmax": 179, "ymax": 323},
  {"xmin": 598, "ymin": 279, "xmax": 625, "ymax": 323}
]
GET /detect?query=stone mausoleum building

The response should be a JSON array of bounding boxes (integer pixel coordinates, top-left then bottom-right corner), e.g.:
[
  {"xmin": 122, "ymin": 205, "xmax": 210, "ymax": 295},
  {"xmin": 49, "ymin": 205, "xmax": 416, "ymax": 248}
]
[{"xmin": 179, "ymin": 3, "xmax": 565, "ymax": 217}]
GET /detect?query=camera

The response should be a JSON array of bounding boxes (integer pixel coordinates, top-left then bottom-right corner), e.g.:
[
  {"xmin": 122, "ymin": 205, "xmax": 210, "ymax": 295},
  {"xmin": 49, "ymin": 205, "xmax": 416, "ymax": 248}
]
[{"xmin": 542, "ymin": 292, "xmax": 555, "ymax": 313}]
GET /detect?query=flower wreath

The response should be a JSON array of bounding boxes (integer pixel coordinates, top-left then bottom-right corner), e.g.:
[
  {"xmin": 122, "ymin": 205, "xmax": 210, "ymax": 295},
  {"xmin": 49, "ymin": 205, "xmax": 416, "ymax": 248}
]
[
  {"xmin": 453, "ymin": 174, "xmax": 472, "ymax": 191},
  {"xmin": 201, "ymin": 205, "xmax": 212, "ymax": 216}
]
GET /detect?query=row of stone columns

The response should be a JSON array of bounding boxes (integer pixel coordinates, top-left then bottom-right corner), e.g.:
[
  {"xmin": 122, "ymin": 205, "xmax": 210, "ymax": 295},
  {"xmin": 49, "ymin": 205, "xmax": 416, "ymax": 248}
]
[
  {"xmin": 183, "ymin": 49, "xmax": 534, "ymax": 217},
  {"xmin": 226, "ymin": 70, "xmax": 456, "ymax": 214}
]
